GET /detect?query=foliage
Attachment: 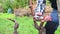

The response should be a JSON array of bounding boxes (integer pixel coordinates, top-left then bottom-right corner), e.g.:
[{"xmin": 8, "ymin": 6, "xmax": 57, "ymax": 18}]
[
  {"xmin": 0, "ymin": 0, "xmax": 29, "ymax": 13},
  {"xmin": 0, "ymin": 0, "xmax": 50, "ymax": 13}
]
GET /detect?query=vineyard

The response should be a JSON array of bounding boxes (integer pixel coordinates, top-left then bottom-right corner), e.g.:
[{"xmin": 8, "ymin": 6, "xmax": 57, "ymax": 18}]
[{"xmin": 0, "ymin": 0, "xmax": 60, "ymax": 34}]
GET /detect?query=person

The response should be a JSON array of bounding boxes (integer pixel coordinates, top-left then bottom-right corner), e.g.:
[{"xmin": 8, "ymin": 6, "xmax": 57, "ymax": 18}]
[
  {"xmin": 34, "ymin": 0, "xmax": 59, "ymax": 34},
  {"xmin": 44, "ymin": 0, "xmax": 59, "ymax": 34}
]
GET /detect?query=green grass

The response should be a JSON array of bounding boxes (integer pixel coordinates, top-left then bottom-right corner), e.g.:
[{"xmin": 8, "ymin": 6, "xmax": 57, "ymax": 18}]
[
  {"xmin": 0, "ymin": 13, "xmax": 15, "ymax": 19},
  {"xmin": 0, "ymin": 13, "xmax": 60, "ymax": 34}
]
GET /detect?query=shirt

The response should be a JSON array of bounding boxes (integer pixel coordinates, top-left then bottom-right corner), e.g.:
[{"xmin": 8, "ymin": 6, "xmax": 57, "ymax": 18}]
[
  {"xmin": 34, "ymin": 0, "xmax": 46, "ymax": 13},
  {"xmin": 34, "ymin": 0, "xmax": 46, "ymax": 20}
]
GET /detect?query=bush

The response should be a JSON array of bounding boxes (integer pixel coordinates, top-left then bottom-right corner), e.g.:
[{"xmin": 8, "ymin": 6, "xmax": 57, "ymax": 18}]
[{"xmin": 0, "ymin": 0, "xmax": 29, "ymax": 13}]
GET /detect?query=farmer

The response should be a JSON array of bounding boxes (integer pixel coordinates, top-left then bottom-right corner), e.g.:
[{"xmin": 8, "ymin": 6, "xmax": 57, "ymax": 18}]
[
  {"xmin": 34, "ymin": 0, "xmax": 59, "ymax": 34},
  {"xmin": 44, "ymin": 0, "xmax": 59, "ymax": 34}
]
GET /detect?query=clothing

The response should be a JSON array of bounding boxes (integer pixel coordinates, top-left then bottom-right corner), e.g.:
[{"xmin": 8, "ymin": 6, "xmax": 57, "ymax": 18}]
[
  {"xmin": 50, "ymin": 9, "xmax": 59, "ymax": 23},
  {"xmin": 48, "ymin": 0, "xmax": 59, "ymax": 27},
  {"xmin": 34, "ymin": 0, "xmax": 46, "ymax": 13},
  {"xmin": 45, "ymin": 21, "xmax": 59, "ymax": 34},
  {"xmin": 34, "ymin": 0, "xmax": 46, "ymax": 20}
]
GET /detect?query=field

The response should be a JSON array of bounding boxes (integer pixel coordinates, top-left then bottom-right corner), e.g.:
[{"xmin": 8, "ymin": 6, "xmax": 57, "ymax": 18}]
[{"xmin": 0, "ymin": 13, "xmax": 60, "ymax": 34}]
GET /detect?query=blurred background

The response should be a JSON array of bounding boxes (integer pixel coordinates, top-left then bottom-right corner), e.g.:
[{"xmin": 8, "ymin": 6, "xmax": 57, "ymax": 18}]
[{"xmin": 0, "ymin": 0, "xmax": 60, "ymax": 34}]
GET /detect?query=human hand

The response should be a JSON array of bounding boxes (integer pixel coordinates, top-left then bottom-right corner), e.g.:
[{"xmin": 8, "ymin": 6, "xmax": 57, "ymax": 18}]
[{"xmin": 44, "ymin": 15, "xmax": 52, "ymax": 21}]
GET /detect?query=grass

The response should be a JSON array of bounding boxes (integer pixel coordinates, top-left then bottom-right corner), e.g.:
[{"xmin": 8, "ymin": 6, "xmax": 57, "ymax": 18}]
[{"xmin": 0, "ymin": 13, "xmax": 60, "ymax": 34}]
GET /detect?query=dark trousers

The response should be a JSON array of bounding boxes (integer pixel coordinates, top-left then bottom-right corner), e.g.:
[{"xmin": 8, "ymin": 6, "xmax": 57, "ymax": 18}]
[{"xmin": 45, "ymin": 21, "xmax": 59, "ymax": 34}]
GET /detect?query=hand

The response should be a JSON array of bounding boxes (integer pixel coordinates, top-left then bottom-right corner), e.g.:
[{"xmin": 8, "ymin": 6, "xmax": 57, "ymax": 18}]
[{"xmin": 44, "ymin": 15, "xmax": 52, "ymax": 21}]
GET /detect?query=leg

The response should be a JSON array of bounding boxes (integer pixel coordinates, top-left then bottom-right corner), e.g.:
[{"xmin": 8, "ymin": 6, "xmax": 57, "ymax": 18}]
[{"xmin": 45, "ymin": 21, "xmax": 59, "ymax": 34}]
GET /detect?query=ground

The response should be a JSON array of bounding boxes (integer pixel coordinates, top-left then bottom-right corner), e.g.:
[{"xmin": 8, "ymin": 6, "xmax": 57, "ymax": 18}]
[{"xmin": 0, "ymin": 13, "xmax": 60, "ymax": 34}]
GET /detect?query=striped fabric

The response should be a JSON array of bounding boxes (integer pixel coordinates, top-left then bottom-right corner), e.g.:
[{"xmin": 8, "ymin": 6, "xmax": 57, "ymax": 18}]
[
  {"xmin": 34, "ymin": 0, "xmax": 46, "ymax": 13},
  {"xmin": 34, "ymin": 0, "xmax": 46, "ymax": 20}
]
